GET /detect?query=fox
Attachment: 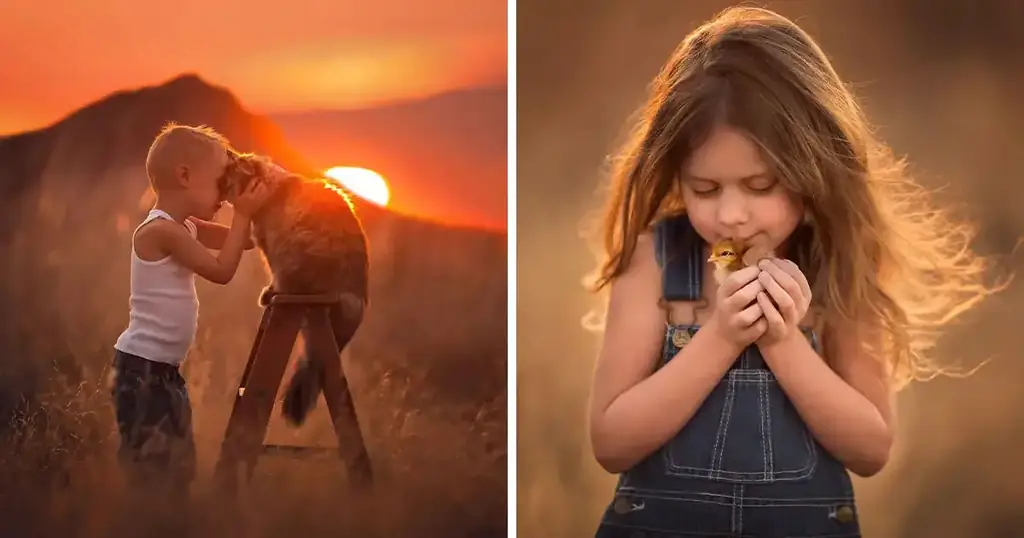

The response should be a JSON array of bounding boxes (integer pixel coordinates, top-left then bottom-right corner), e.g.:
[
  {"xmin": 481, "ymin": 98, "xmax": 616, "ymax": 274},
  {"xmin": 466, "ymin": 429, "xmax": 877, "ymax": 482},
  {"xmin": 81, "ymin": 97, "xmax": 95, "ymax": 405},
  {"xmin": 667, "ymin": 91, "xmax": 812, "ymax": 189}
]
[{"xmin": 219, "ymin": 151, "xmax": 370, "ymax": 426}]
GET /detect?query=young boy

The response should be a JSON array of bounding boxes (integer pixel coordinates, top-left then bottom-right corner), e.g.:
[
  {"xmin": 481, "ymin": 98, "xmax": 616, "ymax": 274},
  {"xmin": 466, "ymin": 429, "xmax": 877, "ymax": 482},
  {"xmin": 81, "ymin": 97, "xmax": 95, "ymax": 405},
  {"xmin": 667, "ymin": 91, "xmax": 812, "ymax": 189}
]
[{"xmin": 111, "ymin": 123, "xmax": 270, "ymax": 496}]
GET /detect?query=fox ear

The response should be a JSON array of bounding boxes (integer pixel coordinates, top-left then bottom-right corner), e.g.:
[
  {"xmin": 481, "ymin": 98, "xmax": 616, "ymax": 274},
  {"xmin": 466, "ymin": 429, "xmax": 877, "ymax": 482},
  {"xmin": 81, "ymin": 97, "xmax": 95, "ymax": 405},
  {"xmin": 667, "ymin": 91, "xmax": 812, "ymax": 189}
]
[
  {"xmin": 240, "ymin": 159, "xmax": 257, "ymax": 177},
  {"xmin": 254, "ymin": 156, "xmax": 276, "ymax": 178},
  {"xmin": 254, "ymin": 160, "xmax": 269, "ymax": 178}
]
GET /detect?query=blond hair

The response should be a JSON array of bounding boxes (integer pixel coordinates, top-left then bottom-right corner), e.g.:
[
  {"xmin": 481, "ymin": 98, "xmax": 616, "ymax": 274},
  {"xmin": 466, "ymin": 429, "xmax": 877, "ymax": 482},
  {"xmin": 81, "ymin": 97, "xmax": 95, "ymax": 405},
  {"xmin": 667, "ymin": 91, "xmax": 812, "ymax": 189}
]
[
  {"xmin": 145, "ymin": 123, "xmax": 231, "ymax": 190},
  {"xmin": 586, "ymin": 6, "xmax": 1005, "ymax": 389}
]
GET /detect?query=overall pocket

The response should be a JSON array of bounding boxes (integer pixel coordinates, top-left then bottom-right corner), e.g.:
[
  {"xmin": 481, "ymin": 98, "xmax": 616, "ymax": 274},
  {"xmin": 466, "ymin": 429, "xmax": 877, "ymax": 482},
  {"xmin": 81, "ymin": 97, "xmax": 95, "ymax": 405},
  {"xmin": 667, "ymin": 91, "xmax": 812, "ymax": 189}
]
[{"xmin": 661, "ymin": 326, "xmax": 818, "ymax": 483}]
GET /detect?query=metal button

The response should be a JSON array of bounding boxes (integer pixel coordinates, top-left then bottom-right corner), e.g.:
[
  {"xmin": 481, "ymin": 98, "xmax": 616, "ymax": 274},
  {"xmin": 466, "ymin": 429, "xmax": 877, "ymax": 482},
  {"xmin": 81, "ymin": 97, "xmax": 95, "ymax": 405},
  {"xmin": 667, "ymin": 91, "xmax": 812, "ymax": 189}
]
[
  {"xmin": 612, "ymin": 495, "xmax": 632, "ymax": 515},
  {"xmin": 671, "ymin": 329, "xmax": 691, "ymax": 348},
  {"xmin": 835, "ymin": 505, "xmax": 855, "ymax": 523}
]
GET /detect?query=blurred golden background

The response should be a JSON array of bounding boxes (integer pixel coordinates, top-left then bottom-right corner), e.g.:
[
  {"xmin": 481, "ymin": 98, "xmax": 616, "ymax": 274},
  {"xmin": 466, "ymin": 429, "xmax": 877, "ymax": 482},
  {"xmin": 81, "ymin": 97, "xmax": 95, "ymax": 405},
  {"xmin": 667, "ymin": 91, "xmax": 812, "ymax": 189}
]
[{"xmin": 517, "ymin": 1, "xmax": 1024, "ymax": 537}]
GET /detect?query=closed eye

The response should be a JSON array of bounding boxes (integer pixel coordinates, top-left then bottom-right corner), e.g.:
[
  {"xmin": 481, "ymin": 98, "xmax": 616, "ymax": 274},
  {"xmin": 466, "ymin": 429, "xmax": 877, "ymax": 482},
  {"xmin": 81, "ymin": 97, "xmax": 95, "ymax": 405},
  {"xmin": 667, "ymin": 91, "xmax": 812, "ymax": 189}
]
[
  {"xmin": 690, "ymin": 184, "xmax": 720, "ymax": 197},
  {"xmin": 746, "ymin": 178, "xmax": 778, "ymax": 193}
]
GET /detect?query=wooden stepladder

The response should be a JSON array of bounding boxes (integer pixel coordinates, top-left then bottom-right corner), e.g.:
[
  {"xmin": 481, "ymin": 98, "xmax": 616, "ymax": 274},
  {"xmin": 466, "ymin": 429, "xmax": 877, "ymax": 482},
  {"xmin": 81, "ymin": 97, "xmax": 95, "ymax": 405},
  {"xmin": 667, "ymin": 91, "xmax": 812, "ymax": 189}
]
[{"xmin": 213, "ymin": 293, "xmax": 373, "ymax": 491}]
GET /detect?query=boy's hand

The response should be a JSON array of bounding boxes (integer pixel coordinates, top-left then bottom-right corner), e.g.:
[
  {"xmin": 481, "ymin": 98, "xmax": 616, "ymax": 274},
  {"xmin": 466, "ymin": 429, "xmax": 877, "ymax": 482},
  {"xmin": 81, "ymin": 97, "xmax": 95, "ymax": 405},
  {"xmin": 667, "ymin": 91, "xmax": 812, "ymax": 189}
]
[{"xmin": 231, "ymin": 179, "xmax": 271, "ymax": 217}]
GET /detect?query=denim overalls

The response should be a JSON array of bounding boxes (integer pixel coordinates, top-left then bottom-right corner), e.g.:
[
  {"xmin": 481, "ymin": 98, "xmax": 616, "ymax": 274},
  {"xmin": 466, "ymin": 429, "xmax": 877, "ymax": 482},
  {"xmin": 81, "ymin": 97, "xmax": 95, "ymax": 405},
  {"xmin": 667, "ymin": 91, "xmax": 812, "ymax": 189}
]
[{"xmin": 595, "ymin": 215, "xmax": 861, "ymax": 538}]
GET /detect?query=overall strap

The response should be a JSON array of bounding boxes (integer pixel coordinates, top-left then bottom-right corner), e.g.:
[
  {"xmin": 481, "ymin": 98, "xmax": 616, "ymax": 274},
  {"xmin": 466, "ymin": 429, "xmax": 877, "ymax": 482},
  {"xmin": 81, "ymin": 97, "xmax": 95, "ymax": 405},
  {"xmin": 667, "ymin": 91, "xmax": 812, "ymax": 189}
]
[{"xmin": 653, "ymin": 214, "xmax": 704, "ymax": 303}]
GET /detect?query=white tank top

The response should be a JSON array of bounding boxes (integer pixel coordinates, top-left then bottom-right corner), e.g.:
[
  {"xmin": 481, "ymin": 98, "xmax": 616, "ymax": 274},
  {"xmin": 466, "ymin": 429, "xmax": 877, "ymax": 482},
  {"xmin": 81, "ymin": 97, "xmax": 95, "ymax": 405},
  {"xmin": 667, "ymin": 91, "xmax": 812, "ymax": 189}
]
[{"xmin": 114, "ymin": 209, "xmax": 200, "ymax": 366}]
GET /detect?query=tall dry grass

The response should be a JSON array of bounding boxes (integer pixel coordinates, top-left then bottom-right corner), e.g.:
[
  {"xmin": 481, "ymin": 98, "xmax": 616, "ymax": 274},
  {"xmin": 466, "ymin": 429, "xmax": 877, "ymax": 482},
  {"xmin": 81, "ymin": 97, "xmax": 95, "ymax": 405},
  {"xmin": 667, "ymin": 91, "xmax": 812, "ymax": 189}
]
[{"xmin": 0, "ymin": 174, "xmax": 507, "ymax": 536}]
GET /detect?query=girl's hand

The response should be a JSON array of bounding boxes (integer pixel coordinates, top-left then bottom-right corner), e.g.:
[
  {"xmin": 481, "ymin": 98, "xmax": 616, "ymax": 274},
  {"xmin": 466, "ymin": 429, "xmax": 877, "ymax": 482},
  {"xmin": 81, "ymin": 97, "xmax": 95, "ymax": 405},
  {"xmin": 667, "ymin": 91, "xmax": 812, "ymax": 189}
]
[
  {"xmin": 755, "ymin": 258, "xmax": 812, "ymax": 347},
  {"xmin": 709, "ymin": 265, "xmax": 768, "ymax": 351}
]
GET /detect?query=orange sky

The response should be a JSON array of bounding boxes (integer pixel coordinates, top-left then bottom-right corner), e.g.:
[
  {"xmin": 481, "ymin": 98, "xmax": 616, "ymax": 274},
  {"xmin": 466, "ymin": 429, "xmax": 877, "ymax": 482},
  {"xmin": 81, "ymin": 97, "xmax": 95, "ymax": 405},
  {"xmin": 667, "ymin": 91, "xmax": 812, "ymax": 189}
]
[{"xmin": 0, "ymin": 0, "xmax": 507, "ymax": 134}]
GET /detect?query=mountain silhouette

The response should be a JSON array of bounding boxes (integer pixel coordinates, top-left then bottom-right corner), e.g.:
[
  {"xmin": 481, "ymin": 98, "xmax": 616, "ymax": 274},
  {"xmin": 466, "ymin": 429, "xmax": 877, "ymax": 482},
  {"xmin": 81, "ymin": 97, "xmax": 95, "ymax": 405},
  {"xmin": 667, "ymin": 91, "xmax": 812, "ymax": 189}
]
[{"xmin": 0, "ymin": 73, "xmax": 506, "ymax": 536}]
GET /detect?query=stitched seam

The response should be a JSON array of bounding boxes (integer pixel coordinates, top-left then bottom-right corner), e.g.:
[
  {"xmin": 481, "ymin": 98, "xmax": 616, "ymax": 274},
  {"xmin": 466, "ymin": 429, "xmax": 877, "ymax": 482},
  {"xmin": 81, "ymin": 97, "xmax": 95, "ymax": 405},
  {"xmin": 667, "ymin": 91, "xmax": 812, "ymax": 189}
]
[
  {"xmin": 711, "ymin": 374, "xmax": 736, "ymax": 478},
  {"xmin": 758, "ymin": 377, "xmax": 768, "ymax": 482},
  {"xmin": 615, "ymin": 486, "xmax": 856, "ymax": 505},
  {"xmin": 739, "ymin": 484, "xmax": 746, "ymax": 535},
  {"xmin": 599, "ymin": 523, "xmax": 739, "ymax": 536},
  {"xmin": 765, "ymin": 378, "xmax": 775, "ymax": 478},
  {"xmin": 703, "ymin": 380, "xmax": 727, "ymax": 476},
  {"xmin": 743, "ymin": 497, "xmax": 858, "ymax": 506},
  {"xmin": 730, "ymin": 484, "xmax": 738, "ymax": 534}
]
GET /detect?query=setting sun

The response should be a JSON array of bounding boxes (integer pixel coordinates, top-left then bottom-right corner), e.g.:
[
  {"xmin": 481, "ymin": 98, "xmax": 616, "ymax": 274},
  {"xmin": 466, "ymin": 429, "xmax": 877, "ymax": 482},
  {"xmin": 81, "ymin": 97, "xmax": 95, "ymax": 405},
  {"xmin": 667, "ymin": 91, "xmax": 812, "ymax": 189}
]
[{"xmin": 323, "ymin": 166, "xmax": 390, "ymax": 207}]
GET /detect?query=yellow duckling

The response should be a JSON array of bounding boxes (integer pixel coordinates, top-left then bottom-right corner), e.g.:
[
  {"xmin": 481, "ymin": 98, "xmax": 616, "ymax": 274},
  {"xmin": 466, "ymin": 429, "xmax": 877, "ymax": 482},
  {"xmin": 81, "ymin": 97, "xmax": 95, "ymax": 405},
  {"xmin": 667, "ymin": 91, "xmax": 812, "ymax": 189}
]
[
  {"xmin": 708, "ymin": 239, "xmax": 746, "ymax": 285},
  {"xmin": 707, "ymin": 239, "xmax": 774, "ymax": 285}
]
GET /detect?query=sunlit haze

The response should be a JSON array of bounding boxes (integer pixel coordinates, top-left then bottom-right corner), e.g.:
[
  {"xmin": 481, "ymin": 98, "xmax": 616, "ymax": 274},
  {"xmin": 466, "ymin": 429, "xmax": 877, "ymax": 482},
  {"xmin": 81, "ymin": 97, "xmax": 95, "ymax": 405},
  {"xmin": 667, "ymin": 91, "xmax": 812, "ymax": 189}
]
[
  {"xmin": 324, "ymin": 166, "xmax": 391, "ymax": 207},
  {"xmin": 0, "ymin": 0, "xmax": 506, "ymax": 134},
  {"xmin": 0, "ymin": 1, "xmax": 507, "ymax": 231}
]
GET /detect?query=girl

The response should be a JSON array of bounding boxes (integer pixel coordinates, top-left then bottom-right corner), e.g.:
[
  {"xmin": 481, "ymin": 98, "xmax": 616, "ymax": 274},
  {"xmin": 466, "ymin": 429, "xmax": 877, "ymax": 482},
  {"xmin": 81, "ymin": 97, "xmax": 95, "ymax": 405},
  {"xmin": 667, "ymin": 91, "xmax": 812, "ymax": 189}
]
[{"xmin": 586, "ymin": 7, "xmax": 1000, "ymax": 538}]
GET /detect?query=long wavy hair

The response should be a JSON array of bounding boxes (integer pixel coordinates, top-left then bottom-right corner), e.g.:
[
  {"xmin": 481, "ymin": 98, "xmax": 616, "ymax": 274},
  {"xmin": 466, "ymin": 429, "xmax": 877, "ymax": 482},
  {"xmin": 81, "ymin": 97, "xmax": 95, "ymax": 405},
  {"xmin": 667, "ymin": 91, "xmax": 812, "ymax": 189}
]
[{"xmin": 584, "ymin": 6, "xmax": 1006, "ymax": 389}]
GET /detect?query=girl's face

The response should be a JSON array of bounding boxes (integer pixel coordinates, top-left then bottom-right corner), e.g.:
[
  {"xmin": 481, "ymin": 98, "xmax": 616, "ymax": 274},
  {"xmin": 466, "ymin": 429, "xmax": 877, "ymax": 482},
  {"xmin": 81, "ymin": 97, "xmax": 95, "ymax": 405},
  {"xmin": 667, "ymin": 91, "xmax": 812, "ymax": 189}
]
[{"xmin": 680, "ymin": 124, "xmax": 803, "ymax": 254}]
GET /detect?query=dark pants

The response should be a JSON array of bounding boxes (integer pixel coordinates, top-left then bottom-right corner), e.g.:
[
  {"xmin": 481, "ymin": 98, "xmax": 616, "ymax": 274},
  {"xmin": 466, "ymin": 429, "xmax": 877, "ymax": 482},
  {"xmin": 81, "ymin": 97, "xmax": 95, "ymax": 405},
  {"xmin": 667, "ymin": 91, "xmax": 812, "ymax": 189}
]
[{"xmin": 110, "ymin": 349, "xmax": 196, "ymax": 497}]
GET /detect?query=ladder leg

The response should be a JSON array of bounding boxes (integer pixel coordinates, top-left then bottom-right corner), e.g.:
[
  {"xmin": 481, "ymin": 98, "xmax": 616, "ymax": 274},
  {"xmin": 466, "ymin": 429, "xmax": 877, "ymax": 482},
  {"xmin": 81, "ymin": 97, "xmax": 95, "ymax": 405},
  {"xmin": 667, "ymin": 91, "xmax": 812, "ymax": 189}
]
[
  {"xmin": 306, "ymin": 307, "xmax": 374, "ymax": 487},
  {"xmin": 235, "ymin": 306, "xmax": 275, "ymax": 393},
  {"xmin": 214, "ymin": 305, "xmax": 303, "ymax": 491}
]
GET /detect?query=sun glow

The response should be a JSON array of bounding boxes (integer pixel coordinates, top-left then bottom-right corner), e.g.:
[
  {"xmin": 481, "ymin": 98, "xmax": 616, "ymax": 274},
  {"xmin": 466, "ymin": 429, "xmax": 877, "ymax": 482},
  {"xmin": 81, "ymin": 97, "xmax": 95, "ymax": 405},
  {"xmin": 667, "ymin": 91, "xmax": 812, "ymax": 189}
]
[{"xmin": 323, "ymin": 166, "xmax": 390, "ymax": 207}]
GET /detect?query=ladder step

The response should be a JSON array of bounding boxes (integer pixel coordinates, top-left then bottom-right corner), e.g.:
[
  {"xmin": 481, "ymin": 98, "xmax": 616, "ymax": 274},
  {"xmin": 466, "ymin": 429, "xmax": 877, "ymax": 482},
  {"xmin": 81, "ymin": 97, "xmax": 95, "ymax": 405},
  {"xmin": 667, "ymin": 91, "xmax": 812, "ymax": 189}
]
[
  {"xmin": 269, "ymin": 293, "xmax": 343, "ymax": 305},
  {"xmin": 260, "ymin": 444, "xmax": 338, "ymax": 458},
  {"xmin": 238, "ymin": 387, "xmax": 280, "ymax": 399}
]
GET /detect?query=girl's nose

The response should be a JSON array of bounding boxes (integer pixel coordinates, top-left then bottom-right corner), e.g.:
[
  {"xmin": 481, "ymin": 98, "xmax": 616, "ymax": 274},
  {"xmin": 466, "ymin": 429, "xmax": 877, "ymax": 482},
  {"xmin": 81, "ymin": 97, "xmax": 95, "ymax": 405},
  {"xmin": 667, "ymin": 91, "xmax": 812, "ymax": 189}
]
[{"xmin": 716, "ymin": 190, "xmax": 749, "ymax": 227}]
